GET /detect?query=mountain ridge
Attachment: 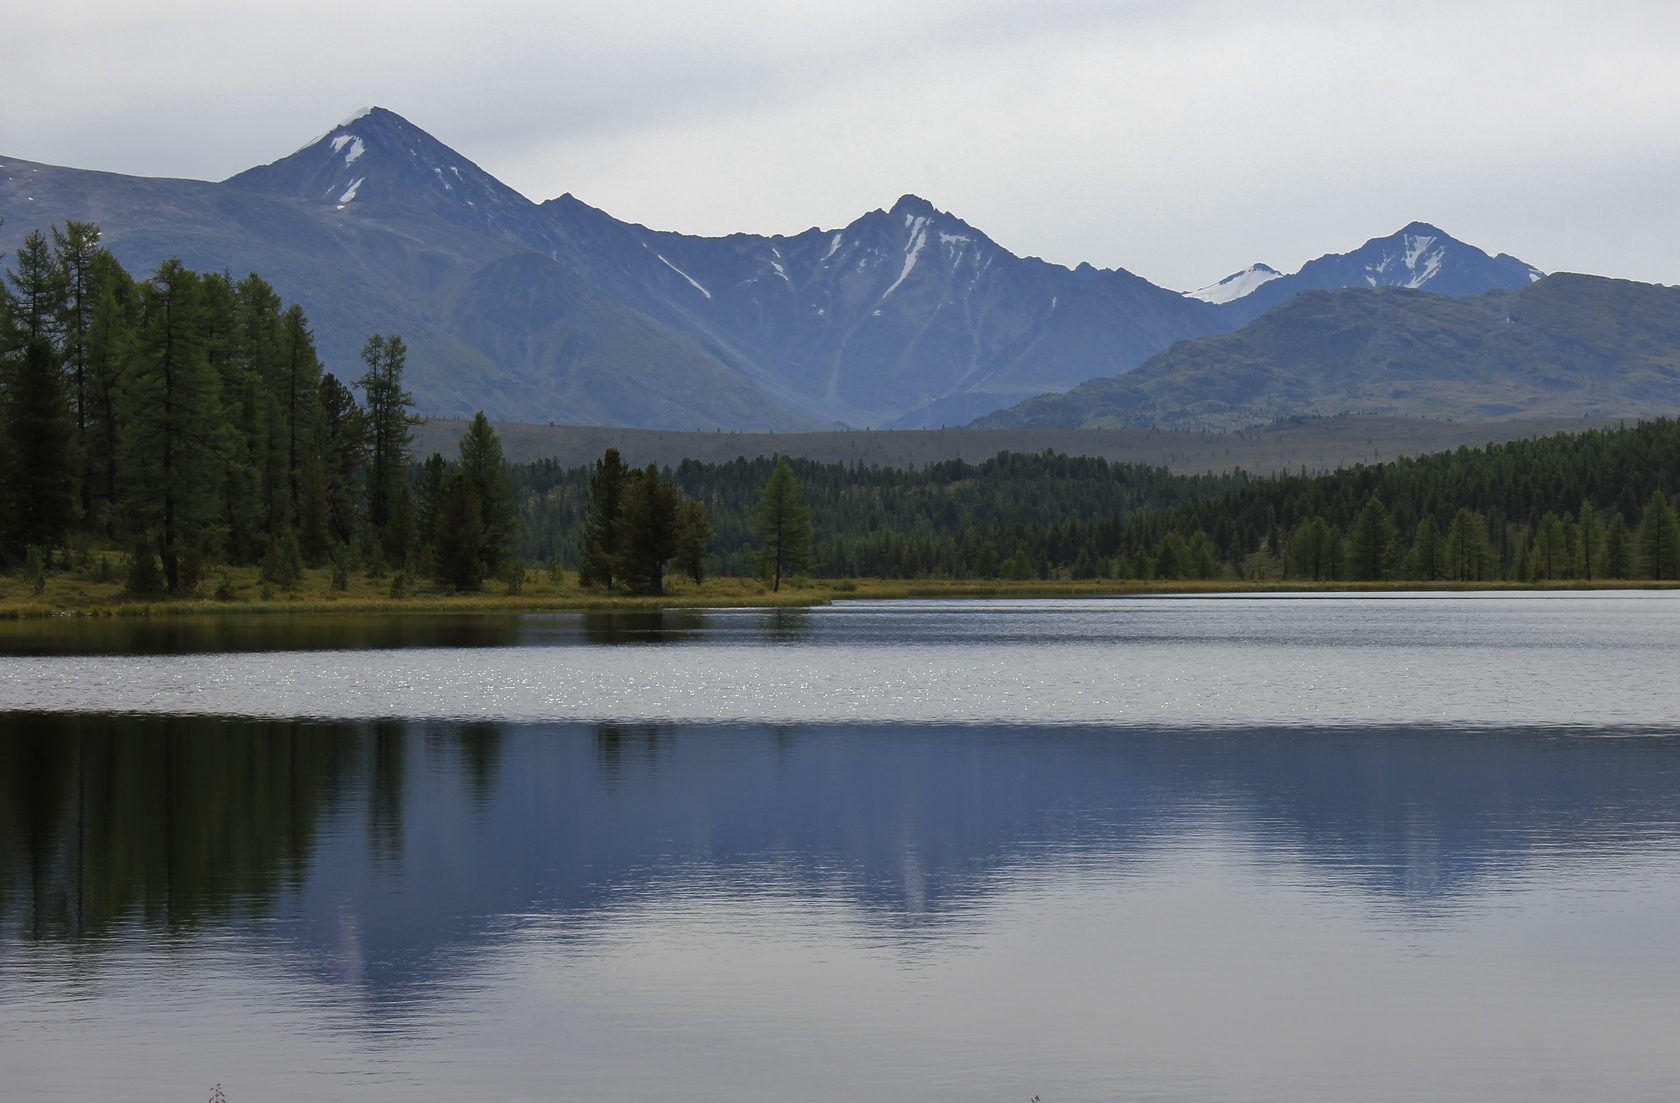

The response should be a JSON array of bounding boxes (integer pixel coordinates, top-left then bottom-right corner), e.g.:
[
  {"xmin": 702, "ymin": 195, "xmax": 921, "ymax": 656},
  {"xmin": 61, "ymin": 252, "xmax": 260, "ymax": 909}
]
[
  {"xmin": 2, "ymin": 106, "xmax": 1559, "ymax": 430},
  {"xmin": 977, "ymin": 274, "xmax": 1680, "ymax": 431}
]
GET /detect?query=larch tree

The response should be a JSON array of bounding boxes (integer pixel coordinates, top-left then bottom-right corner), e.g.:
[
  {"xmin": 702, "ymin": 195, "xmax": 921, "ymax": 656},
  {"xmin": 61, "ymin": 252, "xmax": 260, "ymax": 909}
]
[
  {"xmin": 1636, "ymin": 490, "xmax": 1680, "ymax": 580},
  {"xmin": 579, "ymin": 448, "xmax": 630, "ymax": 589},
  {"xmin": 457, "ymin": 411, "xmax": 515, "ymax": 579},
  {"xmin": 124, "ymin": 259, "xmax": 221, "ymax": 593},
  {"xmin": 620, "ymin": 463, "xmax": 681, "ymax": 596},
  {"xmin": 755, "ymin": 458, "xmax": 812, "ymax": 592},
  {"xmin": 357, "ymin": 333, "xmax": 418, "ymax": 567},
  {"xmin": 1348, "ymin": 495, "xmax": 1397, "ymax": 581}
]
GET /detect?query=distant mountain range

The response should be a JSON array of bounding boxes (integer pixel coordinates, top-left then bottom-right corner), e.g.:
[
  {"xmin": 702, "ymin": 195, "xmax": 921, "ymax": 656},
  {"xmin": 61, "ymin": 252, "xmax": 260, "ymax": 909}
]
[
  {"xmin": 0, "ymin": 106, "xmax": 1608, "ymax": 430},
  {"xmin": 979, "ymin": 274, "xmax": 1680, "ymax": 430}
]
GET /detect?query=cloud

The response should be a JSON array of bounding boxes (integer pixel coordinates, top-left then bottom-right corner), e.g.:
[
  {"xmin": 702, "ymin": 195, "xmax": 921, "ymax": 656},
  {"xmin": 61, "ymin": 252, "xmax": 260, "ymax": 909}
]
[{"xmin": 4, "ymin": 0, "xmax": 1678, "ymax": 288}]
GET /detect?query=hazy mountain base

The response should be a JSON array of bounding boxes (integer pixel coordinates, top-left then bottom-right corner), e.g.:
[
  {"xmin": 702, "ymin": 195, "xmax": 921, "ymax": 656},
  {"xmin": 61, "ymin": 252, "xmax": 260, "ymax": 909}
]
[{"xmin": 413, "ymin": 414, "xmax": 1624, "ymax": 477}]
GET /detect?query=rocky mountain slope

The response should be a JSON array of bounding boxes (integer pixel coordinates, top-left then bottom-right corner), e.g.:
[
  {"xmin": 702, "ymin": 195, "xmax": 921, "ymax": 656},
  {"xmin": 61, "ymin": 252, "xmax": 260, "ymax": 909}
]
[
  {"xmin": 1, "ymin": 107, "xmax": 1555, "ymax": 429},
  {"xmin": 980, "ymin": 275, "xmax": 1680, "ymax": 430}
]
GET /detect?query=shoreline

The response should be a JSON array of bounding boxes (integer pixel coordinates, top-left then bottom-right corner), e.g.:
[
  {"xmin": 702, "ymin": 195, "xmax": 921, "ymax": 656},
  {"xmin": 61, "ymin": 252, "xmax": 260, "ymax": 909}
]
[{"xmin": 3, "ymin": 576, "xmax": 1676, "ymax": 620}]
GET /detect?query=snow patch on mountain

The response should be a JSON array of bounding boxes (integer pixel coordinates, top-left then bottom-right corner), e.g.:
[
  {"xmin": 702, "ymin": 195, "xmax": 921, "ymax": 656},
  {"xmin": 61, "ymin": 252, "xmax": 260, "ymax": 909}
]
[
  {"xmin": 336, "ymin": 177, "xmax": 364, "ymax": 207},
  {"xmin": 1184, "ymin": 263, "xmax": 1282, "ymax": 304},
  {"xmin": 882, "ymin": 218, "xmax": 930, "ymax": 300},
  {"xmin": 657, "ymin": 254, "xmax": 712, "ymax": 300}
]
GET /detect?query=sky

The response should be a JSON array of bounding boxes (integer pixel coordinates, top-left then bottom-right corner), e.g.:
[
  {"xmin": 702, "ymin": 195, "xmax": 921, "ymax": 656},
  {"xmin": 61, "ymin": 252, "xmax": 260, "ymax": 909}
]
[{"xmin": 6, "ymin": 0, "xmax": 1678, "ymax": 291}]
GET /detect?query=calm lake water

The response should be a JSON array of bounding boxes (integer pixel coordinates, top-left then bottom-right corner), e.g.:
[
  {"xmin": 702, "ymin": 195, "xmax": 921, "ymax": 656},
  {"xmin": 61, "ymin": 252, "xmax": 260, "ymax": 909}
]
[{"xmin": 2, "ymin": 594, "xmax": 1679, "ymax": 1102}]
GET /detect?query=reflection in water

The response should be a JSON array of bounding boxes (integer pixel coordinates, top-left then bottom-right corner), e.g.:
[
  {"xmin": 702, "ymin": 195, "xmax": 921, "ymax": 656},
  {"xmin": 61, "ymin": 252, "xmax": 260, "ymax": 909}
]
[
  {"xmin": 5, "ymin": 716, "xmax": 1679, "ymax": 951},
  {"xmin": 579, "ymin": 609, "xmax": 712, "ymax": 646},
  {"xmin": 4, "ymin": 715, "xmax": 1680, "ymax": 1101}
]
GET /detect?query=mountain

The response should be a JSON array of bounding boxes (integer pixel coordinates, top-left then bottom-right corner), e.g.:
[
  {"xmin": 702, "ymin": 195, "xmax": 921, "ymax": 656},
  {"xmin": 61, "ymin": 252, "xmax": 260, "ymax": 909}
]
[
  {"xmin": 979, "ymin": 274, "xmax": 1680, "ymax": 431},
  {"xmin": 536, "ymin": 192, "xmax": 1238, "ymax": 427},
  {"xmin": 1184, "ymin": 263, "xmax": 1282, "ymax": 304},
  {"xmin": 1189, "ymin": 222, "xmax": 1543, "ymax": 324},
  {"xmin": 3, "ymin": 111, "xmax": 798, "ymax": 428},
  {"xmin": 0, "ymin": 108, "xmax": 1553, "ymax": 430}
]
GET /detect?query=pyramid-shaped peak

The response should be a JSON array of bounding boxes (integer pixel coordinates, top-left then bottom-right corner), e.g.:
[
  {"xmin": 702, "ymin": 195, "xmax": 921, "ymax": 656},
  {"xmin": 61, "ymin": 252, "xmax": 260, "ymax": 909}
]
[{"xmin": 224, "ymin": 107, "xmax": 537, "ymax": 229}]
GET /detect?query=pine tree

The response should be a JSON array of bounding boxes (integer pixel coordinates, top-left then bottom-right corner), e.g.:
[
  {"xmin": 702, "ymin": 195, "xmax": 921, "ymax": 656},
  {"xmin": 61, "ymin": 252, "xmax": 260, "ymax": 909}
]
[
  {"xmin": 5, "ymin": 229, "xmax": 63, "ymax": 351},
  {"xmin": 85, "ymin": 262, "xmax": 137, "ymax": 530},
  {"xmin": 1531, "ymin": 513, "xmax": 1568, "ymax": 580},
  {"xmin": 52, "ymin": 221, "xmax": 104, "ymax": 517},
  {"xmin": 279, "ymin": 307, "xmax": 322, "ymax": 521},
  {"xmin": 357, "ymin": 333, "xmax": 418, "ymax": 567},
  {"xmin": 1602, "ymin": 513, "xmax": 1633, "ymax": 580},
  {"xmin": 675, "ymin": 499, "xmax": 713, "ymax": 585},
  {"xmin": 3, "ymin": 335, "xmax": 75, "ymax": 555},
  {"xmin": 316, "ymin": 372, "xmax": 365, "ymax": 549},
  {"xmin": 1576, "ymin": 500, "xmax": 1599, "ymax": 581},
  {"xmin": 755, "ymin": 458, "xmax": 812, "ymax": 592},
  {"xmin": 620, "ymin": 464, "xmax": 681, "ymax": 596},
  {"xmin": 457, "ymin": 411, "xmax": 515, "ymax": 577},
  {"xmin": 124, "ymin": 259, "xmax": 221, "ymax": 593},
  {"xmin": 433, "ymin": 470, "xmax": 485, "ymax": 592},
  {"xmin": 1411, "ymin": 515, "xmax": 1444, "ymax": 581},
  {"xmin": 1445, "ymin": 508, "xmax": 1491, "ymax": 582},
  {"xmin": 1348, "ymin": 495, "xmax": 1396, "ymax": 581},
  {"xmin": 1635, "ymin": 490, "xmax": 1680, "ymax": 580},
  {"xmin": 1289, "ymin": 516, "xmax": 1336, "ymax": 581},
  {"xmin": 579, "ymin": 448, "xmax": 630, "ymax": 588}
]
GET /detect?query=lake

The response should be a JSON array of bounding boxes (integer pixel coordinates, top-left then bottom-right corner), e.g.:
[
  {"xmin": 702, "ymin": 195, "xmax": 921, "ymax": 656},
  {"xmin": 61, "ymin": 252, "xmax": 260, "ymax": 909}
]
[{"xmin": 3, "ymin": 593, "xmax": 1679, "ymax": 1101}]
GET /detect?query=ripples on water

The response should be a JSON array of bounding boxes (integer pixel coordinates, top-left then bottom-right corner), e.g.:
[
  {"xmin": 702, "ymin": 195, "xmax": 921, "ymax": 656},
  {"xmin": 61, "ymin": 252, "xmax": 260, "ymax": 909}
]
[{"xmin": 2, "ymin": 594, "xmax": 1679, "ymax": 1101}]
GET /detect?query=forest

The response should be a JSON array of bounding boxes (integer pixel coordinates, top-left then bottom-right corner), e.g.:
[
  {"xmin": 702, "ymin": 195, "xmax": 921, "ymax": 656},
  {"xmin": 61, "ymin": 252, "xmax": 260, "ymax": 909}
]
[
  {"xmin": 510, "ymin": 420, "xmax": 1679, "ymax": 584},
  {"xmin": 2, "ymin": 220, "xmax": 1678, "ymax": 597}
]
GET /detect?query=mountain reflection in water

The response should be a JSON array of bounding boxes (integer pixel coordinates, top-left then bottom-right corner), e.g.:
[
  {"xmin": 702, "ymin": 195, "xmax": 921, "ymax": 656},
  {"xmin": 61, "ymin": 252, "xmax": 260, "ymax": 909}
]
[{"xmin": 5, "ymin": 714, "xmax": 1678, "ymax": 1004}]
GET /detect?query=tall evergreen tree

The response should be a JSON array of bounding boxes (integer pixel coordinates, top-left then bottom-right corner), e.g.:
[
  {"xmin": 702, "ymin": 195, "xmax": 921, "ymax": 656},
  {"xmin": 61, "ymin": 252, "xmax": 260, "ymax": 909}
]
[
  {"xmin": 124, "ymin": 259, "xmax": 221, "ymax": 593},
  {"xmin": 85, "ymin": 262, "xmax": 137, "ymax": 529},
  {"xmin": 52, "ymin": 221, "xmax": 105, "ymax": 517},
  {"xmin": 316, "ymin": 372, "xmax": 365, "ymax": 551},
  {"xmin": 1602, "ymin": 513, "xmax": 1633, "ymax": 580},
  {"xmin": 432, "ymin": 470, "xmax": 485, "ymax": 592},
  {"xmin": 1531, "ymin": 512, "xmax": 1569, "ymax": 580},
  {"xmin": 1411, "ymin": 515, "xmax": 1444, "ymax": 580},
  {"xmin": 620, "ymin": 463, "xmax": 681, "ymax": 596},
  {"xmin": 357, "ymin": 333, "xmax": 418, "ymax": 566},
  {"xmin": 579, "ymin": 448, "xmax": 630, "ymax": 589},
  {"xmin": 1635, "ymin": 490, "xmax": 1680, "ymax": 580},
  {"xmin": 1576, "ymin": 500, "xmax": 1599, "ymax": 580},
  {"xmin": 279, "ymin": 306, "xmax": 322, "ymax": 520},
  {"xmin": 4, "ymin": 230, "xmax": 63, "ymax": 352},
  {"xmin": 1289, "ymin": 516, "xmax": 1336, "ymax": 581},
  {"xmin": 3, "ymin": 335, "xmax": 75, "ymax": 554},
  {"xmin": 675, "ymin": 499, "xmax": 713, "ymax": 585},
  {"xmin": 457, "ymin": 411, "xmax": 515, "ymax": 577},
  {"xmin": 1445, "ymin": 508, "xmax": 1491, "ymax": 582},
  {"xmin": 755, "ymin": 458, "xmax": 812, "ymax": 592},
  {"xmin": 1348, "ymin": 495, "xmax": 1397, "ymax": 581}
]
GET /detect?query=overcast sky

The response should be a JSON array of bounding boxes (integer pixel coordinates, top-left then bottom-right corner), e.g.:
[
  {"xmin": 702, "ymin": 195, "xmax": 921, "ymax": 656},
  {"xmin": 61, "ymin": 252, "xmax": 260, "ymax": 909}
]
[{"xmin": 6, "ymin": 0, "xmax": 1677, "ymax": 290}]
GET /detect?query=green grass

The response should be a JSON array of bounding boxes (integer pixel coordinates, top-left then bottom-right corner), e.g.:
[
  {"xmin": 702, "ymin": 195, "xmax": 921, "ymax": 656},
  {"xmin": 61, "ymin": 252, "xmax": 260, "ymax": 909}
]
[{"xmin": 1, "ymin": 560, "xmax": 1674, "ymax": 620}]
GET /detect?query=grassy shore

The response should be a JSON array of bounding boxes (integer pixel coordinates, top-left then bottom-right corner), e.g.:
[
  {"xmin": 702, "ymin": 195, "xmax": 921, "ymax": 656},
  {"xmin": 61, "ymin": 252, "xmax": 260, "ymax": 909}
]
[{"xmin": 0, "ymin": 560, "xmax": 1675, "ymax": 619}]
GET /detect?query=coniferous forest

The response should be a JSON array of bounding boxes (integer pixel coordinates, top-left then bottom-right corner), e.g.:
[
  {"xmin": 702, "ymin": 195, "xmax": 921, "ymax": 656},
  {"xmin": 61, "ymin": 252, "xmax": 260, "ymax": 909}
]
[
  {"xmin": 512, "ymin": 420, "xmax": 1680, "ymax": 584},
  {"xmin": 3, "ymin": 220, "xmax": 1679, "ymax": 599}
]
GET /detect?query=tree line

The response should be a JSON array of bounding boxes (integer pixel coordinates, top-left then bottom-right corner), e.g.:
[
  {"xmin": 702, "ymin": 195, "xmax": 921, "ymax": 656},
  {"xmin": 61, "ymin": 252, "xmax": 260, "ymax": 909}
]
[
  {"xmin": 0, "ymin": 222, "xmax": 531, "ymax": 594},
  {"xmin": 6, "ymin": 219, "xmax": 1677, "ymax": 594},
  {"xmin": 516, "ymin": 420, "xmax": 1680, "ymax": 583}
]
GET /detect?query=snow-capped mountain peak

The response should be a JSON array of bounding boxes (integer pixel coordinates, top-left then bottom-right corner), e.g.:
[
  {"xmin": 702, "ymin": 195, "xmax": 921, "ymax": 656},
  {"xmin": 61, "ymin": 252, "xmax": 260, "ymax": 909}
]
[
  {"xmin": 1184, "ymin": 263, "xmax": 1283, "ymax": 304},
  {"xmin": 224, "ymin": 107, "xmax": 538, "ymax": 236}
]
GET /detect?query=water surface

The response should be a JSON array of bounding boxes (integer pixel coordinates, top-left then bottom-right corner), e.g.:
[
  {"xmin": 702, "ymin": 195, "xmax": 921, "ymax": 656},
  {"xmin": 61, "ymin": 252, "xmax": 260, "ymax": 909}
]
[{"xmin": 2, "ymin": 594, "xmax": 1678, "ymax": 1102}]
